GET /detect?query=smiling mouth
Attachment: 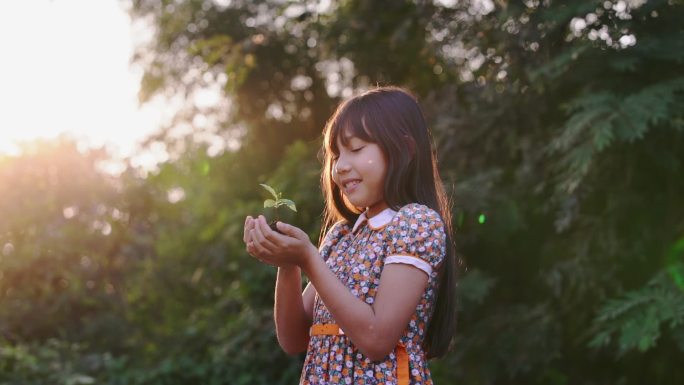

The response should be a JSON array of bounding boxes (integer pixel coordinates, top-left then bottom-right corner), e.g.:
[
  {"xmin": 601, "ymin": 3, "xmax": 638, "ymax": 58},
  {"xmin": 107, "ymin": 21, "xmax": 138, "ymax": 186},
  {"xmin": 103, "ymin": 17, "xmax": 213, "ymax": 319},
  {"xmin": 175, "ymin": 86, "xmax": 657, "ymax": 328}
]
[{"xmin": 343, "ymin": 180, "xmax": 361, "ymax": 190}]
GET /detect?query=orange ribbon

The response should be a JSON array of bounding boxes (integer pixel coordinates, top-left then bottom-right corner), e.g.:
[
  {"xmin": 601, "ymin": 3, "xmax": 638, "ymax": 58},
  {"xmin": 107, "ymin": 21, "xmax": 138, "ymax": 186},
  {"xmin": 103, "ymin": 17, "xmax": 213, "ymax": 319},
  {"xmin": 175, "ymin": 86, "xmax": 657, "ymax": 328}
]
[
  {"xmin": 309, "ymin": 323, "xmax": 409, "ymax": 385},
  {"xmin": 395, "ymin": 342, "xmax": 408, "ymax": 385},
  {"xmin": 310, "ymin": 323, "xmax": 344, "ymax": 336}
]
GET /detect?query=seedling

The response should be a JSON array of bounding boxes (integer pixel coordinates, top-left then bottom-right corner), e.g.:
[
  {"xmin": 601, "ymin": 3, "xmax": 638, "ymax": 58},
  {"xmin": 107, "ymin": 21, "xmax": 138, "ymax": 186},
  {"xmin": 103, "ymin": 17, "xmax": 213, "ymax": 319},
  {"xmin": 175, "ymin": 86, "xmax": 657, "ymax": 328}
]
[{"xmin": 260, "ymin": 183, "xmax": 297, "ymax": 232}]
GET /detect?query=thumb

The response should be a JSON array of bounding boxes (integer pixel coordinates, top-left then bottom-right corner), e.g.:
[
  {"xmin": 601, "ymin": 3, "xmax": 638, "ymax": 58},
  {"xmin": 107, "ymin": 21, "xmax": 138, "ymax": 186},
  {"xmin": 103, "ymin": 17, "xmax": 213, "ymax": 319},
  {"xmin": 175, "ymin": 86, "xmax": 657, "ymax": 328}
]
[{"xmin": 276, "ymin": 221, "xmax": 304, "ymax": 239}]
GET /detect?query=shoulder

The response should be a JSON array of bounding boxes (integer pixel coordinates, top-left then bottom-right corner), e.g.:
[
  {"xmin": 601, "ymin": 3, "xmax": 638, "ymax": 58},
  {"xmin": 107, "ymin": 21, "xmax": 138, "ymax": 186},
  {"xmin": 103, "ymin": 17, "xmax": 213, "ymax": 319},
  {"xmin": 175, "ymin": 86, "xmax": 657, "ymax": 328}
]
[
  {"xmin": 391, "ymin": 203, "xmax": 444, "ymax": 230},
  {"xmin": 319, "ymin": 220, "xmax": 351, "ymax": 253},
  {"xmin": 323, "ymin": 220, "xmax": 351, "ymax": 240},
  {"xmin": 385, "ymin": 204, "xmax": 447, "ymax": 267},
  {"xmin": 333, "ymin": 219, "xmax": 353, "ymax": 231}
]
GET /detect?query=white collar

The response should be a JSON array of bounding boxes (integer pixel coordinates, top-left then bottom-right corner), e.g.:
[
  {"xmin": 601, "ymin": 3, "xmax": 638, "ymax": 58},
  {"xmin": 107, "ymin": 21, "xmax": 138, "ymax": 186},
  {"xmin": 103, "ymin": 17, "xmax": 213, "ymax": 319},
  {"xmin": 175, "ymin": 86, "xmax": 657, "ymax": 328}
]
[{"xmin": 352, "ymin": 207, "xmax": 397, "ymax": 233}]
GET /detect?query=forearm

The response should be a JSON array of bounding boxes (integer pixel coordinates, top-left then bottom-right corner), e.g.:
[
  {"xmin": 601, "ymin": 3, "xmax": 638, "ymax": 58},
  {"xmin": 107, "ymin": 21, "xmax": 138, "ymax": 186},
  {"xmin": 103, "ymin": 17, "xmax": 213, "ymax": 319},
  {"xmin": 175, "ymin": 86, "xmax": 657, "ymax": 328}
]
[
  {"xmin": 274, "ymin": 265, "xmax": 310, "ymax": 354},
  {"xmin": 301, "ymin": 248, "xmax": 388, "ymax": 360},
  {"xmin": 246, "ymin": 217, "xmax": 423, "ymax": 360}
]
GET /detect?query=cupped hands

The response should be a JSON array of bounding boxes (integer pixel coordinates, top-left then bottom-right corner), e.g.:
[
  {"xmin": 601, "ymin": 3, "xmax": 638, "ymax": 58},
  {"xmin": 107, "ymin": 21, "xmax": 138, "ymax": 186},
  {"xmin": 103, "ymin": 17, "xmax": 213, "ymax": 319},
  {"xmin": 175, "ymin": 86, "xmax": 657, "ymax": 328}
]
[{"xmin": 243, "ymin": 215, "xmax": 318, "ymax": 269}]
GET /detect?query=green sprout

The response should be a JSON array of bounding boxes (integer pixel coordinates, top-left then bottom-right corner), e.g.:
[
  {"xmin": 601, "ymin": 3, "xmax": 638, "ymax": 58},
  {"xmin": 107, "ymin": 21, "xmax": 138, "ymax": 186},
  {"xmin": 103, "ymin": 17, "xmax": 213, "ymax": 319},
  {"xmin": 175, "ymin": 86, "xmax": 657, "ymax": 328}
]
[{"xmin": 260, "ymin": 184, "xmax": 297, "ymax": 231}]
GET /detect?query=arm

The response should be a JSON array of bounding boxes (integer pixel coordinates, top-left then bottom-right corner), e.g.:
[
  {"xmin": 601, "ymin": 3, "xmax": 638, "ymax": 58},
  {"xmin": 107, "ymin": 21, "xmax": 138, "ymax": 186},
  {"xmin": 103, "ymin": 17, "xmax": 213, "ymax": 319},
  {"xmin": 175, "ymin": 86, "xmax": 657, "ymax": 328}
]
[
  {"xmin": 273, "ymin": 267, "xmax": 316, "ymax": 354},
  {"xmin": 248, "ymin": 216, "xmax": 428, "ymax": 361},
  {"xmin": 245, "ymin": 216, "xmax": 316, "ymax": 355},
  {"xmin": 301, "ymin": 248, "xmax": 427, "ymax": 361}
]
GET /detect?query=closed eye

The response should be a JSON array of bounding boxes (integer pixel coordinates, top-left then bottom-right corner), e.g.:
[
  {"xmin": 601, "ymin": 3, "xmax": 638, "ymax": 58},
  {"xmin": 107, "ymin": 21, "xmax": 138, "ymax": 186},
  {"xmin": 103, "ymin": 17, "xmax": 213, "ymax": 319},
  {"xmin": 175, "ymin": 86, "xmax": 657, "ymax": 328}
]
[{"xmin": 351, "ymin": 146, "xmax": 364, "ymax": 153}]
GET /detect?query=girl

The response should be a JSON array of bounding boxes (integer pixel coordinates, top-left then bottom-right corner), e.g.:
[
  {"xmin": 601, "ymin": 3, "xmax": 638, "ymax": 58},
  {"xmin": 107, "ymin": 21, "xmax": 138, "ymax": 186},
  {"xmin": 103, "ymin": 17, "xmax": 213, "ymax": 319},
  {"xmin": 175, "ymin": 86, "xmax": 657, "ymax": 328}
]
[{"xmin": 244, "ymin": 87, "xmax": 456, "ymax": 384}]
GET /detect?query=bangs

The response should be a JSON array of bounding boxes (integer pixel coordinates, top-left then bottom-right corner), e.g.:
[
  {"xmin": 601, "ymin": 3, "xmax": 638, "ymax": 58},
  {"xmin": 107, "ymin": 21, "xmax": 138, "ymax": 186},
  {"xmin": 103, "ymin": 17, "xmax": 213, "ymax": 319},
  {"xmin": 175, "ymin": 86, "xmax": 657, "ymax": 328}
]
[{"xmin": 324, "ymin": 100, "xmax": 376, "ymax": 157}]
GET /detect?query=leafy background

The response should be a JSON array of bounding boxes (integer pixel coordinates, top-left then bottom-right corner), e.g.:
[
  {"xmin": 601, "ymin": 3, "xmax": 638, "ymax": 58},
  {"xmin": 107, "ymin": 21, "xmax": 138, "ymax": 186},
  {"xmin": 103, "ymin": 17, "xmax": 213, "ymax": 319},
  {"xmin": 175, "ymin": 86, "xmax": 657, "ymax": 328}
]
[{"xmin": 1, "ymin": 0, "xmax": 683, "ymax": 384}]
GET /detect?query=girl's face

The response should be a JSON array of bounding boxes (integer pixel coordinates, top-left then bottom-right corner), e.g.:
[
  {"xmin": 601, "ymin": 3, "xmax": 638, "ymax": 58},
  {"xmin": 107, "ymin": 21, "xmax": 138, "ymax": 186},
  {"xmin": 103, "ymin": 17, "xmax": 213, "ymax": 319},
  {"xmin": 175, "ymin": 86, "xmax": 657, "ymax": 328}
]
[{"xmin": 332, "ymin": 134, "xmax": 388, "ymax": 218}]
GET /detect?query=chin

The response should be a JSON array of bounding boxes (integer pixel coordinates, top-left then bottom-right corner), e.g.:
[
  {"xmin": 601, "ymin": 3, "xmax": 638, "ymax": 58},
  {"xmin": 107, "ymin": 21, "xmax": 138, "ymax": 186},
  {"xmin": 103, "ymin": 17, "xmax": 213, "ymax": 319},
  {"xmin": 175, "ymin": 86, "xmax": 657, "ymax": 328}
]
[{"xmin": 345, "ymin": 198, "xmax": 368, "ymax": 211}]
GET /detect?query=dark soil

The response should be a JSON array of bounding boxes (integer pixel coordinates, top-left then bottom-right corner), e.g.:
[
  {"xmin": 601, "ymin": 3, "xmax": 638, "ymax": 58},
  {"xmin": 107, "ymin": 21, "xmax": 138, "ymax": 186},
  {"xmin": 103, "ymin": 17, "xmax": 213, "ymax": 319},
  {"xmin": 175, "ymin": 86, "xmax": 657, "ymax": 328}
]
[{"xmin": 269, "ymin": 221, "xmax": 283, "ymax": 234}]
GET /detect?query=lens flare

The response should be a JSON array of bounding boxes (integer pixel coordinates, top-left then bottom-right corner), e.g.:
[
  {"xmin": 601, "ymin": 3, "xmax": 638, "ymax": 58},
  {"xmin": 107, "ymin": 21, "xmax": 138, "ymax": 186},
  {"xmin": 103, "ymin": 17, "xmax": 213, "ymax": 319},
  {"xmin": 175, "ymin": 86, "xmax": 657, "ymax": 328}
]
[{"xmin": 478, "ymin": 213, "xmax": 486, "ymax": 224}]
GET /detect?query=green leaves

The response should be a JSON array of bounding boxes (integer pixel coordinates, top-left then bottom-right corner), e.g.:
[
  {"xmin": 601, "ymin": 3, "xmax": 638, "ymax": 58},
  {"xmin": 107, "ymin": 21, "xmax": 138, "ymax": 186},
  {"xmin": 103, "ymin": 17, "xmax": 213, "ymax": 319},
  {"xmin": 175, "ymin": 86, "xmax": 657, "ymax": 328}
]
[
  {"xmin": 458, "ymin": 269, "xmax": 497, "ymax": 307},
  {"xmin": 549, "ymin": 77, "xmax": 684, "ymax": 195},
  {"xmin": 590, "ymin": 265, "xmax": 684, "ymax": 354},
  {"xmin": 10, "ymin": 0, "xmax": 677, "ymax": 384},
  {"xmin": 279, "ymin": 199, "xmax": 297, "ymax": 212},
  {"xmin": 259, "ymin": 184, "xmax": 297, "ymax": 212},
  {"xmin": 259, "ymin": 184, "xmax": 278, "ymax": 200}
]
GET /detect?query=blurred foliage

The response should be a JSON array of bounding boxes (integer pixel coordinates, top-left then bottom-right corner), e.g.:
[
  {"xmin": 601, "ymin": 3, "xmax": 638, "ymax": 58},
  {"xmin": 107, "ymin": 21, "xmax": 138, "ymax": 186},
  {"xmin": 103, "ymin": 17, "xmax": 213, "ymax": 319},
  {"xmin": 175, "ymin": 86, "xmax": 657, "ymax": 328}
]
[
  {"xmin": 0, "ymin": 0, "xmax": 683, "ymax": 384},
  {"xmin": 590, "ymin": 262, "xmax": 684, "ymax": 354}
]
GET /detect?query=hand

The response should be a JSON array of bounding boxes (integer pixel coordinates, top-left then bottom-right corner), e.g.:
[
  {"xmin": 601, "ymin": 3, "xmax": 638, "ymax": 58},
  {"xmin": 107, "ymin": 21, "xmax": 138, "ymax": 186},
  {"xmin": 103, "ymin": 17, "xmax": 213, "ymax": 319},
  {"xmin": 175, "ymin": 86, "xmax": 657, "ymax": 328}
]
[
  {"xmin": 244, "ymin": 215, "xmax": 280, "ymax": 266},
  {"xmin": 244, "ymin": 215, "xmax": 318, "ymax": 268}
]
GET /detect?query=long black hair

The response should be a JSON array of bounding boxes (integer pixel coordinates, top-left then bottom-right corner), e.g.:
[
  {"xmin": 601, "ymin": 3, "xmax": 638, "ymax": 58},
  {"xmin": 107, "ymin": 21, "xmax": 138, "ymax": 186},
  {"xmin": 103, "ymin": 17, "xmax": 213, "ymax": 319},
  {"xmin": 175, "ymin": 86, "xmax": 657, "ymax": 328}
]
[{"xmin": 319, "ymin": 86, "xmax": 457, "ymax": 358}]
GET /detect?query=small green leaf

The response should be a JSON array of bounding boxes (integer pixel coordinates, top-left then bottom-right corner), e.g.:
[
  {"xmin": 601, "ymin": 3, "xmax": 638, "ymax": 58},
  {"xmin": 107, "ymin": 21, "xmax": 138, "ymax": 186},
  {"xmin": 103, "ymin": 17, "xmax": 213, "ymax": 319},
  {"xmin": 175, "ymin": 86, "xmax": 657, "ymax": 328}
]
[
  {"xmin": 280, "ymin": 199, "xmax": 297, "ymax": 212},
  {"xmin": 259, "ymin": 183, "xmax": 278, "ymax": 199},
  {"xmin": 263, "ymin": 199, "xmax": 276, "ymax": 208}
]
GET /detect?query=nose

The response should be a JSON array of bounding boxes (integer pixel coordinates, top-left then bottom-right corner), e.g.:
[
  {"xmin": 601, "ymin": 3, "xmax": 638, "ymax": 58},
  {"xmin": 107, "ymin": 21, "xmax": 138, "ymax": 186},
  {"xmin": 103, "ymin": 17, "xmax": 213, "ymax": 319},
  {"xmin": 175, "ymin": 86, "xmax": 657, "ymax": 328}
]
[{"xmin": 334, "ymin": 155, "xmax": 351, "ymax": 174}]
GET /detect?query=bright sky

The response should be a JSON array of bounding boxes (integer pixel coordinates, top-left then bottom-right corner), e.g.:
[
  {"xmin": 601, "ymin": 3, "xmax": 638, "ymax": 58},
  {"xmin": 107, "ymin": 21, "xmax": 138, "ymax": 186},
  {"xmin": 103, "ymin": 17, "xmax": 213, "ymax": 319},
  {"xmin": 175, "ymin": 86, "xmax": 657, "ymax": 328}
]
[{"xmin": 0, "ymin": 0, "xmax": 169, "ymax": 167}]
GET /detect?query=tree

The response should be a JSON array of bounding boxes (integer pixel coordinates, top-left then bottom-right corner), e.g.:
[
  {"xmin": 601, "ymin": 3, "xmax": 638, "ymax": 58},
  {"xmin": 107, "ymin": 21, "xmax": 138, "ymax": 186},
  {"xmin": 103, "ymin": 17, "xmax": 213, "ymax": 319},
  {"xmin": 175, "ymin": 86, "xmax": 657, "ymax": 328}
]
[
  {"xmin": 1, "ymin": 0, "xmax": 682, "ymax": 383},
  {"xmin": 125, "ymin": 0, "xmax": 684, "ymax": 383}
]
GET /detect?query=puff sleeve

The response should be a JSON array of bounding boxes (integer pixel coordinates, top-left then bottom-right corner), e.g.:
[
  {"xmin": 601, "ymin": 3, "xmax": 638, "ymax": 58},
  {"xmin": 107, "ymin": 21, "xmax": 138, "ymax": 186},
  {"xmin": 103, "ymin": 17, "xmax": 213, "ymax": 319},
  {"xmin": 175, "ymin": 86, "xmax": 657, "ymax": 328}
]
[{"xmin": 384, "ymin": 204, "xmax": 447, "ymax": 277}]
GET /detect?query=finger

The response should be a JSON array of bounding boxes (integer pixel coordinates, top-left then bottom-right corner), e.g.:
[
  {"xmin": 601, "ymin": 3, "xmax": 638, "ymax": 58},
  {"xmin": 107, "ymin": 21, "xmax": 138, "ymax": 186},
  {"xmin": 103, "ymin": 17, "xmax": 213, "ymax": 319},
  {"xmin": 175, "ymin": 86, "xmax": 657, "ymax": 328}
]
[
  {"xmin": 249, "ymin": 236, "xmax": 273, "ymax": 258},
  {"xmin": 247, "ymin": 242, "xmax": 263, "ymax": 261},
  {"xmin": 247, "ymin": 244, "xmax": 273, "ymax": 266},
  {"xmin": 244, "ymin": 216, "xmax": 255, "ymax": 243},
  {"xmin": 276, "ymin": 221, "xmax": 305, "ymax": 240},
  {"xmin": 246, "ymin": 241, "xmax": 258, "ymax": 257},
  {"xmin": 257, "ymin": 215, "xmax": 286, "ymax": 244},
  {"xmin": 246, "ymin": 240, "xmax": 262, "ymax": 256},
  {"xmin": 256, "ymin": 215, "xmax": 274, "ymax": 236},
  {"xmin": 251, "ymin": 224, "xmax": 277, "ymax": 251}
]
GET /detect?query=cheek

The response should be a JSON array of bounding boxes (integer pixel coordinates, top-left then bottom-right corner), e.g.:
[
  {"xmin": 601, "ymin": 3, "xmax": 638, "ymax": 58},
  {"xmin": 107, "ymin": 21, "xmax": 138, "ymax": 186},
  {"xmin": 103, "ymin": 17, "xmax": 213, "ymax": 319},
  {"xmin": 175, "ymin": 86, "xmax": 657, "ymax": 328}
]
[
  {"xmin": 377, "ymin": 157, "xmax": 389, "ymax": 184},
  {"xmin": 331, "ymin": 167, "xmax": 340, "ymax": 185}
]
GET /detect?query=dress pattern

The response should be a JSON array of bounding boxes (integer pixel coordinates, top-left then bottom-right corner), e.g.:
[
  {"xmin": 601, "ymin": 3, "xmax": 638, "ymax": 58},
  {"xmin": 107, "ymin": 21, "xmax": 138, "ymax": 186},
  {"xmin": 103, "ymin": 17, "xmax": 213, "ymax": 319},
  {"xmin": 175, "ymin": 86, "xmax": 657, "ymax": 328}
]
[{"xmin": 300, "ymin": 203, "xmax": 447, "ymax": 385}]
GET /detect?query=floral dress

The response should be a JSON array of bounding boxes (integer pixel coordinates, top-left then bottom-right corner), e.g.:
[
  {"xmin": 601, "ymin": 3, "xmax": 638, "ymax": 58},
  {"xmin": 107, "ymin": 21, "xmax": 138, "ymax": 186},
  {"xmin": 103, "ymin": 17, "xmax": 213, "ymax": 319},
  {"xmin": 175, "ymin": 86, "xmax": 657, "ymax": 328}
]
[{"xmin": 300, "ymin": 203, "xmax": 447, "ymax": 385}]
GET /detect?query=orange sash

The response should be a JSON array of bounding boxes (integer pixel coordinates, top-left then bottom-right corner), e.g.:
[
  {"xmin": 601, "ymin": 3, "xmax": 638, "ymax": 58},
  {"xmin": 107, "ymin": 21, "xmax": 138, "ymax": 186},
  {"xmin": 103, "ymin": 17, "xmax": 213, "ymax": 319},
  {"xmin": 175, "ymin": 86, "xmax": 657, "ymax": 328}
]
[{"xmin": 310, "ymin": 323, "xmax": 409, "ymax": 385}]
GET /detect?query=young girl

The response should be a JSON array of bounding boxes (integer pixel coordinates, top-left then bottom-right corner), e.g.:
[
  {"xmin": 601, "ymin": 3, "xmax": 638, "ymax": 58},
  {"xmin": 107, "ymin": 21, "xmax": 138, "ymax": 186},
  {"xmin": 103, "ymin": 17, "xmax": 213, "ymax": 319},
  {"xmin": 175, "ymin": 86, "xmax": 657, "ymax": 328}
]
[{"xmin": 244, "ymin": 86, "xmax": 456, "ymax": 384}]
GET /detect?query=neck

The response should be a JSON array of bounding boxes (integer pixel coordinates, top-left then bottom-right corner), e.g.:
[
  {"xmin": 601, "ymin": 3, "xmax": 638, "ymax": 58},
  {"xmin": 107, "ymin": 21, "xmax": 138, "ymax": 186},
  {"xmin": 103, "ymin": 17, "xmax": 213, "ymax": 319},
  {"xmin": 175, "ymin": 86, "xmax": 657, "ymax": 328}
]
[{"xmin": 366, "ymin": 201, "xmax": 389, "ymax": 218}]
